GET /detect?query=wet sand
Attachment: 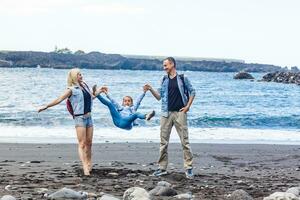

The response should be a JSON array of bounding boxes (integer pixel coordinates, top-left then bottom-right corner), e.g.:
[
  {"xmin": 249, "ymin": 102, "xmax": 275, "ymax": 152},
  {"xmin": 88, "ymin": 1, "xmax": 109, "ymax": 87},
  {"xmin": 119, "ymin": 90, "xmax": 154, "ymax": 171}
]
[{"xmin": 0, "ymin": 143, "xmax": 300, "ymax": 199}]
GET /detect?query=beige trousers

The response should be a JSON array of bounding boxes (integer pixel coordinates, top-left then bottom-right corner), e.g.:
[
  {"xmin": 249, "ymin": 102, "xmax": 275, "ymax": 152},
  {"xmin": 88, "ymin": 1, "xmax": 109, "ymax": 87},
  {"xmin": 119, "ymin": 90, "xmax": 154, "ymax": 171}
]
[{"xmin": 158, "ymin": 111, "xmax": 193, "ymax": 170}]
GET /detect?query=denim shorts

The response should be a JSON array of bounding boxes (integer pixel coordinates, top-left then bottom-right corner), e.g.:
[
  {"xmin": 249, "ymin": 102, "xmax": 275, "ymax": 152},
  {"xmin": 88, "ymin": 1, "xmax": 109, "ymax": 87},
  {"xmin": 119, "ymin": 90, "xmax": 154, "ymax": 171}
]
[{"xmin": 74, "ymin": 114, "xmax": 93, "ymax": 128}]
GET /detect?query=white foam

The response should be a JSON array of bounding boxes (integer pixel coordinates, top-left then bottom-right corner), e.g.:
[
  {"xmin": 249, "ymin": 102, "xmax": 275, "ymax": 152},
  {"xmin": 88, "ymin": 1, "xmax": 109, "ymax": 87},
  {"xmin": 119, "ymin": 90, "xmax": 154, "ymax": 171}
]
[{"xmin": 0, "ymin": 126, "xmax": 300, "ymax": 144}]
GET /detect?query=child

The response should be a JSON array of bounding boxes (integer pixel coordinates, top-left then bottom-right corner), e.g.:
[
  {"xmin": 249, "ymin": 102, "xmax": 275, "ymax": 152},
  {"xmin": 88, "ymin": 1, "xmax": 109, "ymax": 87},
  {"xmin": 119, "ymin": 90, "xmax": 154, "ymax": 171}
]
[{"xmin": 93, "ymin": 85, "xmax": 155, "ymax": 130}]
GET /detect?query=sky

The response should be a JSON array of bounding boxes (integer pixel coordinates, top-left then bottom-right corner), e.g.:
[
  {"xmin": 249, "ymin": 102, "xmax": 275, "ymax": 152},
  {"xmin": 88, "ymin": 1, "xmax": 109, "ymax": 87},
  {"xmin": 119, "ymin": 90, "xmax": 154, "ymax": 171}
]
[{"xmin": 0, "ymin": 0, "xmax": 299, "ymax": 67}]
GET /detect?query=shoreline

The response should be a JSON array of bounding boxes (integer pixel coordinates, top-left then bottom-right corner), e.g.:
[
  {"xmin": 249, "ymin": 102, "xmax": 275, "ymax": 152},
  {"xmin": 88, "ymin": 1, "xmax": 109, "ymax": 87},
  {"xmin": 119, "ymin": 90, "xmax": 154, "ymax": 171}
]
[
  {"xmin": 1, "ymin": 126, "xmax": 300, "ymax": 145},
  {"xmin": 0, "ymin": 143, "xmax": 300, "ymax": 199}
]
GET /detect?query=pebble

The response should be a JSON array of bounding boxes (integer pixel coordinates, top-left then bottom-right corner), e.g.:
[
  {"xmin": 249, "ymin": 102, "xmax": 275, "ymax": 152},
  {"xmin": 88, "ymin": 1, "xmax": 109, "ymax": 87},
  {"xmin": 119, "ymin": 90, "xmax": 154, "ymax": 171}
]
[
  {"xmin": 35, "ymin": 188, "xmax": 49, "ymax": 194},
  {"xmin": 98, "ymin": 194, "xmax": 120, "ymax": 200},
  {"xmin": 107, "ymin": 172, "xmax": 119, "ymax": 176},
  {"xmin": 174, "ymin": 192, "xmax": 193, "ymax": 199},
  {"xmin": 4, "ymin": 185, "xmax": 12, "ymax": 191},
  {"xmin": 113, "ymin": 185, "xmax": 122, "ymax": 190}
]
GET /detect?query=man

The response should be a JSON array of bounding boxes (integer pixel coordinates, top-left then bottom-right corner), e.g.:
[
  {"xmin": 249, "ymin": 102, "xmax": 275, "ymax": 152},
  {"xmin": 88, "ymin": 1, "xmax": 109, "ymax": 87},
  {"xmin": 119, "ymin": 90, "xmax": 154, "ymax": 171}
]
[{"xmin": 145, "ymin": 57, "xmax": 196, "ymax": 179}]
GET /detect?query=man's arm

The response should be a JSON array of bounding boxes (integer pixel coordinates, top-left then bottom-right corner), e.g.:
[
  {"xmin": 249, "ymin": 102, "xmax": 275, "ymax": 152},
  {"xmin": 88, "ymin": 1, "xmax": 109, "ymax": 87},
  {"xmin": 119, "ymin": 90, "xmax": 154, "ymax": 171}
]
[
  {"xmin": 180, "ymin": 95, "xmax": 195, "ymax": 113},
  {"xmin": 180, "ymin": 76, "xmax": 196, "ymax": 113},
  {"xmin": 145, "ymin": 84, "xmax": 161, "ymax": 101}
]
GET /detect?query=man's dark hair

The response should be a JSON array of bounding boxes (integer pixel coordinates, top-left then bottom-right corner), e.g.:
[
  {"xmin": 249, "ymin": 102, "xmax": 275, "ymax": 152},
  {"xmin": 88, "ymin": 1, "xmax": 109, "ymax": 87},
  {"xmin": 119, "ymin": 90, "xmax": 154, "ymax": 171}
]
[{"xmin": 164, "ymin": 57, "xmax": 176, "ymax": 68}]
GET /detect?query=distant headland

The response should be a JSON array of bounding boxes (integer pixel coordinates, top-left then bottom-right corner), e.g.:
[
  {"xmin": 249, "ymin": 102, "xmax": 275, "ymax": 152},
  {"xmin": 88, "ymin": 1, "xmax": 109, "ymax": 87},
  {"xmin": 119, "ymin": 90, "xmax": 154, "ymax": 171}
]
[{"xmin": 0, "ymin": 48, "xmax": 298, "ymax": 72}]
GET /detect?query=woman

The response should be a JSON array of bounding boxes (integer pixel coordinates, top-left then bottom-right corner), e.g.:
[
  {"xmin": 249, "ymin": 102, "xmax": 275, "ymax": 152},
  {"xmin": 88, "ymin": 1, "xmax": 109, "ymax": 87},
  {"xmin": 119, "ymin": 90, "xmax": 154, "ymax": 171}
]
[{"xmin": 38, "ymin": 68, "xmax": 97, "ymax": 176}]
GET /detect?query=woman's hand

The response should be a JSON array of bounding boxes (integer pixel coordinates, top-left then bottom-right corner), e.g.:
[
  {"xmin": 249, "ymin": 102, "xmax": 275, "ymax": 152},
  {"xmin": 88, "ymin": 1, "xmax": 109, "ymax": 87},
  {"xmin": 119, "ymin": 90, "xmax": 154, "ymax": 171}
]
[{"xmin": 38, "ymin": 105, "xmax": 48, "ymax": 113}]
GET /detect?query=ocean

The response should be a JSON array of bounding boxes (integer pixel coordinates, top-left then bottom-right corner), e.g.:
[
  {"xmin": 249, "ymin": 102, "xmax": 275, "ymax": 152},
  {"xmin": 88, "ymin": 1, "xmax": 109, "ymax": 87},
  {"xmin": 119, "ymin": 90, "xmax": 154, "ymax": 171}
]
[{"xmin": 0, "ymin": 68, "xmax": 299, "ymax": 144}]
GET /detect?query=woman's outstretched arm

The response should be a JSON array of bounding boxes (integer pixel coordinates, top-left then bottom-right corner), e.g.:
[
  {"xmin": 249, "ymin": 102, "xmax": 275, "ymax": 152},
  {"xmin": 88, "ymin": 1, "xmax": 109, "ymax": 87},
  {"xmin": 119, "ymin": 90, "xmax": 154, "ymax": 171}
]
[{"xmin": 38, "ymin": 89, "xmax": 72, "ymax": 112}]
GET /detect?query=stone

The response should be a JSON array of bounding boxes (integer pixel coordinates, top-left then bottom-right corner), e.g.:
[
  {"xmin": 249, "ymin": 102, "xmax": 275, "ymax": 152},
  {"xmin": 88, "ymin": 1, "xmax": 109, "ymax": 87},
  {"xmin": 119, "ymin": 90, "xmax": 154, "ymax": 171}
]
[
  {"xmin": 108, "ymin": 172, "xmax": 119, "ymax": 176},
  {"xmin": 149, "ymin": 186, "xmax": 177, "ymax": 196},
  {"xmin": 0, "ymin": 195, "xmax": 16, "ymax": 200},
  {"xmin": 286, "ymin": 187, "xmax": 300, "ymax": 196},
  {"xmin": 157, "ymin": 181, "xmax": 172, "ymax": 187},
  {"xmin": 234, "ymin": 71, "xmax": 254, "ymax": 80},
  {"xmin": 4, "ymin": 185, "xmax": 12, "ymax": 191},
  {"xmin": 99, "ymin": 194, "xmax": 120, "ymax": 200},
  {"xmin": 47, "ymin": 187, "xmax": 87, "ymax": 199},
  {"xmin": 123, "ymin": 187, "xmax": 150, "ymax": 200},
  {"xmin": 35, "ymin": 188, "xmax": 49, "ymax": 194},
  {"xmin": 228, "ymin": 189, "xmax": 253, "ymax": 200},
  {"xmin": 174, "ymin": 192, "xmax": 193, "ymax": 199},
  {"xmin": 263, "ymin": 192, "xmax": 299, "ymax": 200}
]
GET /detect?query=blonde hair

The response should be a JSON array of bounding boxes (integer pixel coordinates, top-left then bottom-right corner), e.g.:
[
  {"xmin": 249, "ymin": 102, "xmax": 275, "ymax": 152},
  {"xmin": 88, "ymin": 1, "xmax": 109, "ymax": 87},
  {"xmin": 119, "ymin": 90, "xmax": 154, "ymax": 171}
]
[{"xmin": 67, "ymin": 68, "xmax": 81, "ymax": 87}]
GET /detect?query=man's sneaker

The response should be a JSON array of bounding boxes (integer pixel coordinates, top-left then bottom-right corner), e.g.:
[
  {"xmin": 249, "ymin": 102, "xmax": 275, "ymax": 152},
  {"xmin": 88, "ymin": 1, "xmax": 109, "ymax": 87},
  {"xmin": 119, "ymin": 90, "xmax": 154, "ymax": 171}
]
[
  {"xmin": 152, "ymin": 168, "xmax": 167, "ymax": 177},
  {"xmin": 146, "ymin": 110, "xmax": 155, "ymax": 121},
  {"xmin": 185, "ymin": 168, "xmax": 194, "ymax": 179}
]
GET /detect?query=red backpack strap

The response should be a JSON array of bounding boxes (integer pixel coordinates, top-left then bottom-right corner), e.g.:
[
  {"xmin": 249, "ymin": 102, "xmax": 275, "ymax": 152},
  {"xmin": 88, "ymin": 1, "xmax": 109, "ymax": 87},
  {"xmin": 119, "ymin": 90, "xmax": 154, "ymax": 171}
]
[{"xmin": 66, "ymin": 98, "xmax": 74, "ymax": 118}]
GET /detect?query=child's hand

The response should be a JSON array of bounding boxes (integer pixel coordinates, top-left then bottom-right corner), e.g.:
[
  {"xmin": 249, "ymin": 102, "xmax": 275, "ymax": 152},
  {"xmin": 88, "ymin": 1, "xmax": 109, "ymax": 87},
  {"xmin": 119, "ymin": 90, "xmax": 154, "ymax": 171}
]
[
  {"xmin": 143, "ymin": 85, "xmax": 149, "ymax": 93},
  {"xmin": 100, "ymin": 86, "xmax": 108, "ymax": 94}
]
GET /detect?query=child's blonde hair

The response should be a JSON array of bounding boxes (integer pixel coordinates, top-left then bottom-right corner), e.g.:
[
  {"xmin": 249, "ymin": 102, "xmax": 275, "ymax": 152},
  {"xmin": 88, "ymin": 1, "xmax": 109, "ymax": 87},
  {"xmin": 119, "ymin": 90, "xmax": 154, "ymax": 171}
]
[
  {"xmin": 67, "ymin": 68, "xmax": 80, "ymax": 87},
  {"xmin": 122, "ymin": 96, "xmax": 133, "ymax": 106}
]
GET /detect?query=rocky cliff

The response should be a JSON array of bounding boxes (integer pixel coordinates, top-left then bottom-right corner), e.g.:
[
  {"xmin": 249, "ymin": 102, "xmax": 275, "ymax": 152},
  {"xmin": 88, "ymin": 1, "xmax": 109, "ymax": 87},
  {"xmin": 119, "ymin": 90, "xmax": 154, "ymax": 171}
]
[{"xmin": 0, "ymin": 51, "xmax": 285, "ymax": 72}]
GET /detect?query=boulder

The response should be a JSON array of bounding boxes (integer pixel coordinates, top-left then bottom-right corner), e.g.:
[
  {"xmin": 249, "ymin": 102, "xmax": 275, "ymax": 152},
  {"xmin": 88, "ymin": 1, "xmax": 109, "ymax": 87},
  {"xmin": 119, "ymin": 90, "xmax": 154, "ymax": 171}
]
[
  {"xmin": 234, "ymin": 71, "xmax": 254, "ymax": 80},
  {"xmin": 149, "ymin": 181, "xmax": 177, "ymax": 197},
  {"xmin": 47, "ymin": 187, "xmax": 87, "ymax": 199},
  {"xmin": 123, "ymin": 187, "xmax": 150, "ymax": 200},
  {"xmin": 228, "ymin": 189, "xmax": 253, "ymax": 200},
  {"xmin": 286, "ymin": 187, "xmax": 300, "ymax": 196},
  {"xmin": 263, "ymin": 192, "xmax": 299, "ymax": 200},
  {"xmin": 149, "ymin": 186, "xmax": 177, "ymax": 196},
  {"xmin": 0, "ymin": 195, "xmax": 16, "ymax": 200}
]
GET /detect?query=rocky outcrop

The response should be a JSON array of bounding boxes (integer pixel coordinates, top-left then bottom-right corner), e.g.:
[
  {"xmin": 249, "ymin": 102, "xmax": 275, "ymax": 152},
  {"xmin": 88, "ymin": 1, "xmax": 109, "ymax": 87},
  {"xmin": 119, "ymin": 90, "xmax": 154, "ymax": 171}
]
[
  {"xmin": 0, "ymin": 50, "xmax": 285, "ymax": 72},
  {"xmin": 0, "ymin": 59, "xmax": 12, "ymax": 67},
  {"xmin": 234, "ymin": 71, "xmax": 255, "ymax": 79},
  {"xmin": 261, "ymin": 72, "xmax": 300, "ymax": 85}
]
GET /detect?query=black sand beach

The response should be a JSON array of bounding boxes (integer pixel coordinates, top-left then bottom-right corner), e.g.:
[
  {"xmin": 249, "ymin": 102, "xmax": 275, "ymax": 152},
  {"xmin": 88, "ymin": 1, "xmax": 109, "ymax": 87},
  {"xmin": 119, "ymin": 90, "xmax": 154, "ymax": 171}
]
[{"xmin": 0, "ymin": 143, "xmax": 300, "ymax": 199}]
